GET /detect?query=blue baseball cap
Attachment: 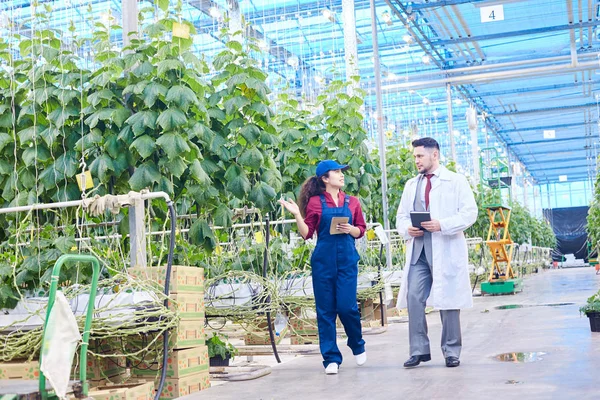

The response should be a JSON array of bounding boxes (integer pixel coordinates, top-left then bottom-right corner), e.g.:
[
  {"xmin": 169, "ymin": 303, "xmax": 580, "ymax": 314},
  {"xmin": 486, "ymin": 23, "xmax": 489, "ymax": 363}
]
[{"xmin": 315, "ymin": 160, "xmax": 349, "ymax": 178}]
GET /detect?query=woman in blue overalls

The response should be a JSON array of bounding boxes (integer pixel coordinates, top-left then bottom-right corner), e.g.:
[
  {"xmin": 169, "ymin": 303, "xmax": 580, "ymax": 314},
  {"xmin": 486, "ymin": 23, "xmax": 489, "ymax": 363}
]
[{"xmin": 279, "ymin": 160, "xmax": 366, "ymax": 374}]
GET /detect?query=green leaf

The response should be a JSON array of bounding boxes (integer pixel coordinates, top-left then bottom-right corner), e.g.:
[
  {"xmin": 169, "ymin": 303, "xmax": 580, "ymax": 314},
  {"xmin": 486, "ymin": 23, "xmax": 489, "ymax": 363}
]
[
  {"xmin": 55, "ymin": 151, "xmax": 79, "ymax": 178},
  {"xmin": 112, "ymin": 108, "xmax": 132, "ymax": 129},
  {"xmin": 214, "ymin": 204, "xmax": 233, "ymax": 227},
  {"xmin": 39, "ymin": 126, "xmax": 61, "ymax": 147},
  {"xmin": 207, "ymin": 108, "xmax": 226, "ymax": 121},
  {"xmin": 54, "ymin": 236, "xmax": 77, "ymax": 253},
  {"xmin": 129, "ymin": 162, "xmax": 161, "ymax": 190},
  {"xmin": 130, "ymin": 135, "xmax": 156, "ymax": 159},
  {"xmin": 225, "ymin": 165, "xmax": 250, "ymax": 199},
  {"xmin": 162, "ymin": 157, "xmax": 187, "ymax": 178},
  {"xmin": 249, "ymin": 102, "xmax": 273, "ymax": 117},
  {"xmin": 157, "ymin": 59, "xmax": 184, "ymax": 76},
  {"xmin": 226, "ymin": 41, "xmax": 243, "ymax": 53},
  {"xmin": 55, "ymin": 183, "xmax": 80, "ymax": 202},
  {"xmin": 18, "ymin": 125, "xmax": 43, "ymax": 145},
  {"xmin": 210, "ymin": 134, "xmax": 231, "ymax": 160},
  {"xmin": 88, "ymin": 88, "xmax": 115, "ymax": 107},
  {"xmin": 142, "ymin": 82, "xmax": 168, "ymax": 108},
  {"xmin": 261, "ymin": 169, "xmax": 282, "ymax": 192},
  {"xmin": 0, "ymin": 132, "xmax": 12, "ymax": 151},
  {"xmin": 189, "ymin": 219, "xmax": 216, "ymax": 251},
  {"xmin": 48, "ymin": 106, "xmax": 79, "ymax": 129},
  {"xmin": 126, "ymin": 110, "xmax": 158, "ymax": 136},
  {"xmin": 189, "ymin": 159, "xmax": 211, "ymax": 185},
  {"xmin": 89, "ymin": 154, "xmax": 114, "ymax": 182},
  {"xmin": 104, "ymin": 135, "xmax": 121, "ymax": 158},
  {"xmin": 56, "ymin": 89, "xmax": 79, "ymax": 106},
  {"xmin": 239, "ymin": 124, "xmax": 260, "ymax": 143},
  {"xmin": 157, "ymin": 0, "xmax": 169, "ymax": 11},
  {"xmin": 224, "ymin": 96, "xmax": 250, "ymax": 115},
  {"xmin": 156, "ymin": 131, "xmax": 190, "ymax": 160},
  {"xmin": 75, "ymin": 129, "xmax": 103, "ymax": 152},
  {"xmin": 158, "ymin": 176, "xmax": 174, "ymax": 194},
  {"xmin": 85, "ymin": 108, "xmax": 115, "ymax": 129},
  {"xmin": 238, "ymin": 147, "xmax": 263, "ymax": 171},
  {"xmin": 249, "ymin": 181, "xmax": 276, "ymax": 209},
  {"xmin": 22, "ymin": 146, "xmax": 50, "ymax": 167},
  {"xmin": 157, "ymin": 108, "xmax": 187, "ymax": 131},
  {"xmin": 166, "ymin": 85, "xmax": 199, "ymax": 111},
  {"xmin": 112, "ymin": 152, "xmax": 130, "ymax": 175},
  {"xmin": 132, "ymin": 61, "xmax": 153, "ymax": 78}
]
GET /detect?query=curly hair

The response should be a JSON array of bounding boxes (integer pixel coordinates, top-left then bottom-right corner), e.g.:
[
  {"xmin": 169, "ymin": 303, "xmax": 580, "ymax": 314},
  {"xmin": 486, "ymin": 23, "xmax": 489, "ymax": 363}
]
[{"xmin": 298, "ymin": 174, "xmax": 327, "ymax": 217}]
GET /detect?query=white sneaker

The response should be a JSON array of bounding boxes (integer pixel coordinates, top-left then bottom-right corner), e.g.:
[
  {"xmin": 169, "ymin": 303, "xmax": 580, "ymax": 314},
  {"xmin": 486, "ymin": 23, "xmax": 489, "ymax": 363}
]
[
  {"xmin": 355, "ymin": 352, "xmax": 367, "ymax": 366},
  {"xmin": 325, "ymin": 363, "xmax": 339, "ymax": 374}
]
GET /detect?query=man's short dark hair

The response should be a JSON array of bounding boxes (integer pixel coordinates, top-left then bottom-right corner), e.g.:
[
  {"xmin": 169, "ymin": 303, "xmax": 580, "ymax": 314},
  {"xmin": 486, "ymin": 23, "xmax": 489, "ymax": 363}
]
[{"xmin": 412, "ymin": 137, "xmax": 440, "ymax": 150}]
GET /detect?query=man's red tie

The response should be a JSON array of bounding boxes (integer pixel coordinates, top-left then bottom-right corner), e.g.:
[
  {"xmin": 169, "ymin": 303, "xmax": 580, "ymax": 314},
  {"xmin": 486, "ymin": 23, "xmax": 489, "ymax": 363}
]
[{"xmin": 425, "ymin": 174, "xmax": 434, "ymax": 210}]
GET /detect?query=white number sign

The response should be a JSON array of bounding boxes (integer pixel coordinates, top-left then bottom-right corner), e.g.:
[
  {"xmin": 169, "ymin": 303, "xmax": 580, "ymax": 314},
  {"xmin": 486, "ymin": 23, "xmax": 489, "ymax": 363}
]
[{"xmin": 480, "ymin": 5, "xmax": 504, "ymax": 23}]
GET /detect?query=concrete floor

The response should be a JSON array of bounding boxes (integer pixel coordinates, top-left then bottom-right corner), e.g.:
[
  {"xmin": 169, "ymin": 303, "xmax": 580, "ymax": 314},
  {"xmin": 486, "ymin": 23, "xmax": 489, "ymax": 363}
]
[{"xmin": 184, "ymin": 267, "xmax": 600, "ymax": 400}]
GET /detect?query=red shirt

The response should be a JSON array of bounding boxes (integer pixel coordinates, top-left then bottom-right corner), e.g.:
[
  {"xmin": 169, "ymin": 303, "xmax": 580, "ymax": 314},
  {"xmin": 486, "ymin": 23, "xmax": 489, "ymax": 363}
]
[{"xmin": 303, "ymin": 191, "xmax": 366, "ymax": 240}]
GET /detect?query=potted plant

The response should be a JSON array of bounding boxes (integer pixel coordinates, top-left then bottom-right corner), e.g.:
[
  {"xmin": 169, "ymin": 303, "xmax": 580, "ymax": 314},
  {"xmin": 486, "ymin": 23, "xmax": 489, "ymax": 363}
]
[
  {"xmin": 579, "ymin": 291, "xmax": 600, "ymax": 332},
  {"xmin": 207, "ymin": 333, "xmax": 238, "ymax": 366}
]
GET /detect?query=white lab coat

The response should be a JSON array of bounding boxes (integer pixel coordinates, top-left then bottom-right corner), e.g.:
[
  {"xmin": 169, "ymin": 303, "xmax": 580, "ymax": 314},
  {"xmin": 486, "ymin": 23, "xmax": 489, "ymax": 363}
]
[{"xmin": 395, "ymin": 166, "xmax": 478, "ymax": 310}]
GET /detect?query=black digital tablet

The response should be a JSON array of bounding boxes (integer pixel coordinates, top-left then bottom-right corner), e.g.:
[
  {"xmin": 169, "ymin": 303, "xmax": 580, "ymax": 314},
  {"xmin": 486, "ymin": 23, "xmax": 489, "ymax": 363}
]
[{"xmin": 410, "ymin": 211, "xmax": 431, "ymax": 230}]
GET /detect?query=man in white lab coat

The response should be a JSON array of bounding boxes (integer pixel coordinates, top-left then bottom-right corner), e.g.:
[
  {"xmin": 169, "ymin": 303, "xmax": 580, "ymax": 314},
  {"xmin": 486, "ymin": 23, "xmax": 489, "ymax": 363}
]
[{"xmin": 395, "ymin": 137, "xmax": 477, "ymax": 368}]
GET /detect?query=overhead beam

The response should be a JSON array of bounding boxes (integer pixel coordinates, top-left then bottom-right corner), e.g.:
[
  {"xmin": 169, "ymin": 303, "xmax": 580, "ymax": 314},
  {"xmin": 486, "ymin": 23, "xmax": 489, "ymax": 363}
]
[
  {"xmin": 519, "ymin": 156, "xmax": 590, "ymax": 165},
  {"xmin": 432, "ymin": 20, "xmax": 600, "ymax": 46},
  {"xmin": 471, "ymin": 80, "xmax": 600, "ymax": 98},
  {"xmin": 528, "ymin": 163, "xmax": 590, "ymax": 172},
  {"xmin": 518, "ymin": 147, "xmax": 585, "ymax": 156},
  {"xmin": 508, "ymin": 135, "xmax": 594, "ymax": 146},
  {"xmin": 409, "ymin": 0, "xmax": 489, "ymax": 11},
  {"xmin": 497, "ymin": 120, "xmax": 594, "ymax": 134},
  {"xmin": 492, "ymin": 102, "xmax": 598, "ymax": 117}
]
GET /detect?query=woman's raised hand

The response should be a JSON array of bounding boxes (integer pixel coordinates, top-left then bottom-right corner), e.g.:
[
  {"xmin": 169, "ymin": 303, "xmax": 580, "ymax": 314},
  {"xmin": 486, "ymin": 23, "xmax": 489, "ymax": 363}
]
[{"xmin": 278, "ymin": 198, "xmax": 301, "ymax": 217}]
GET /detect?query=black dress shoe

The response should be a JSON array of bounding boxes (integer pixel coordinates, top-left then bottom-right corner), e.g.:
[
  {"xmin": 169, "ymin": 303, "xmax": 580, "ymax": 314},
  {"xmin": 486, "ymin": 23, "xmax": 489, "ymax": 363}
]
[
  {"xmin": 445, "ymin": 356, "xmax": 460, "ymax": 367},
  {"xmin": 403, "ymin": 354, "xmax": 431, "ymax": 368}
]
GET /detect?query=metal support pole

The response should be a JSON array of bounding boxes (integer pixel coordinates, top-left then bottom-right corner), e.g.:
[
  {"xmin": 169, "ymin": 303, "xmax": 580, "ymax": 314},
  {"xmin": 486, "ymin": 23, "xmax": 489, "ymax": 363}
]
[
  {"xmin": 343, "ymin": 0, "xmax": 359, "ymax": 87},
  {"xmin": 122, "ymin": 0, "xmax": 138, "ymax": 48},
  {"xmin": 227, "ymin": 0, "xmax": 243, "ymax": 41},
  {"xmin": 446, "ymin": 83, "xmax": 456, "ymax": 161},
  {"xmin": 129, "ymin": 195, "xmax": 147, "ymax": 268},
  {"xmin": 370, "ymin": 0, "xmax": 393, "ymax": 269}
]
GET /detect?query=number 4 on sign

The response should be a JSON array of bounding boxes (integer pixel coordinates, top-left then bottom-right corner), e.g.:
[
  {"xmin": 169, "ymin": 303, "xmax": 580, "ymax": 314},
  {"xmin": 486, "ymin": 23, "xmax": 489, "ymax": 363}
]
[{"xmin": 480, "ymin": 5, "xmax": 504, "ymax": 22}]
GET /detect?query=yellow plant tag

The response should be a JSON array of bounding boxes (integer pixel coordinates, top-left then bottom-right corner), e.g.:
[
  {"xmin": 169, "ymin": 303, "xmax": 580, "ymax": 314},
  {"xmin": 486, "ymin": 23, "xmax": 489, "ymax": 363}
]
[
  {"xmin": 173, "ymin": 22, "xmax": 190, "ymax": 39},
  {"xmin": 475, "ymin": 244, "xmax": 481, "ymax": 251},
  {"xmin": 366, "ymin": 229, "xmax": 376, "ymax": 240},
  {"xmin": 215, "ymin": 245, "xmax": 223, "ymax": 255},
  {"xmin": 255, "ymin": 231, "xmax": 264, "ymax": 244},
  {"xmin": 76, "ymin": 170, "xmax": 94, "ymax": 190}
]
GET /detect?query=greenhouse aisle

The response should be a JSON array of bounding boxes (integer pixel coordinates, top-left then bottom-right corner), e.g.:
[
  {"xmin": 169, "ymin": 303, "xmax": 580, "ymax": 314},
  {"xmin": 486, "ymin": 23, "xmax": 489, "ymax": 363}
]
[{"xmin": 185, "ymin": 267, "xmax": 600, "ymax": 400}]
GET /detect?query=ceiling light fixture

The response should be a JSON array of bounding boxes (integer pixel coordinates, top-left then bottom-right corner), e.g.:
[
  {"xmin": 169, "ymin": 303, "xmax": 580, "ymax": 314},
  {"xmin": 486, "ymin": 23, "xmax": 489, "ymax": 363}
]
[
  {"xmin": 402, "ymin": 35, "xmax": 414, "ymax": 43},
  {"xmin": 421, "ymin": 55, "xmax": 431, "ymax": 64},
  {"xmin": 209, "ymin": 6, "xmax": 220, "ymax": 18},
  {"xmin": 382, "ymin": 11, "xmax": 393, "ymax": 26},
  {"xmin": 322, "ymin": 8, "xmax": 335, "ymax": 22}
]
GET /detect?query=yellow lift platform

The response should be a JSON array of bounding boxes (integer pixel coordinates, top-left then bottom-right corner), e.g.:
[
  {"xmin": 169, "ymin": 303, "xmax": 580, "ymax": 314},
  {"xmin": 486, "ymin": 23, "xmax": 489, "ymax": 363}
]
[{"xmin": 479, "ymin": 148, "xmax": 523, "ymax": 295}]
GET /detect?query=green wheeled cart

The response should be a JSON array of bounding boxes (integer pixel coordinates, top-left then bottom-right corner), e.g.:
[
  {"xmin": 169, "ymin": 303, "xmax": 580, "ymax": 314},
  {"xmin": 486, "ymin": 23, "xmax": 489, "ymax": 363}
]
[{"xmin": 0, "ymin": 254, "xmax": 101, "ymax": 399}]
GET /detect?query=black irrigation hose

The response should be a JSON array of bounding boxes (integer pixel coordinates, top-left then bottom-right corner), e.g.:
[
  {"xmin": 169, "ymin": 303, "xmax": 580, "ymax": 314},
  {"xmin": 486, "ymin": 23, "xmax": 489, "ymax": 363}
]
[
  {"xmin": 263, "ymin": 214, "xmax": 281, "ymax": 363},
  {"xmin": 378, "ymin": 243, "xmax": 385, "ymax": 327},
  {"xmin": 154, "ymin": 201, "xmax": 176, "ymax": 400}
]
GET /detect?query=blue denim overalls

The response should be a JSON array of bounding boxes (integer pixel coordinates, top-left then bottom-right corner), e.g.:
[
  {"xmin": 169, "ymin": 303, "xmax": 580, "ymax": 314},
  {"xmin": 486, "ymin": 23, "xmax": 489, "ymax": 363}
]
[{"xmin": 311, "ymin": 194, "xmax": 365, "ymax": 367}]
